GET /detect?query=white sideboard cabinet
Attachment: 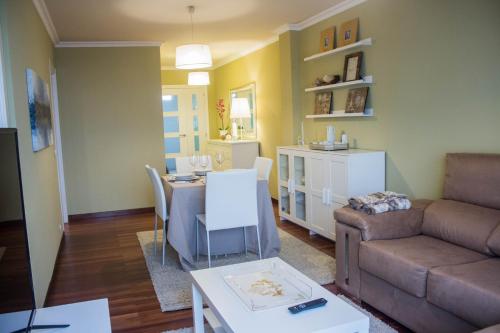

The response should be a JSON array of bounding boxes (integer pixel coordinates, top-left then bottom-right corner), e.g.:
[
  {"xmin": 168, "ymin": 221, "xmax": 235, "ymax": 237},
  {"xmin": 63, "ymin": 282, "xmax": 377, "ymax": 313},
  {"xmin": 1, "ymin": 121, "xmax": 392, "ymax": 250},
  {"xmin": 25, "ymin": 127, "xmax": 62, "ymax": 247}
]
[
  {"xmin": 207, "ymin": 139, "xmax": 259, "ymax": 170},
  {"xmin": 277, "ymin": 146, "xmax": 385, "ymax": 240}
]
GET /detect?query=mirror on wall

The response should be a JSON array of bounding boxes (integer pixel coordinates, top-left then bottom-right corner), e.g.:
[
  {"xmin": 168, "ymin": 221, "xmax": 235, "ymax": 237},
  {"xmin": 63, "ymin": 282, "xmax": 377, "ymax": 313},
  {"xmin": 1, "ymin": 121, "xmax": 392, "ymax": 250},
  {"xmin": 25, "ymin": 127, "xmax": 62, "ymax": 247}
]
[{"xmin": 230, "ymin": 83, "xmax": 256, "ymax": 139}]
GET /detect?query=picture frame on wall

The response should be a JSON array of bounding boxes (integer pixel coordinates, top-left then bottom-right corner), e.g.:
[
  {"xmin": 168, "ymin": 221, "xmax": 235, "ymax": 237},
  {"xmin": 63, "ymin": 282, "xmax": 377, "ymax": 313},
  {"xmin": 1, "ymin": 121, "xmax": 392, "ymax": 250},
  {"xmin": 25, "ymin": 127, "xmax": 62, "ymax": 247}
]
[
  {"xmin": 314, "ymin": 92, "xmax": 333, "ymax": 115},
  {"xmin": 343, "ymin": 52, "xmax": 363, "ymax": 82},
  {"xmin": 345, "ymin": 87, "xmax": 369, "ymax": 113},
  {"xmin": 319, "ymin": 27, "xmax": 335, "ymax": 52},
  {"xmin": 338, "ymin": 18, "xmax": 359, "ymax": 47}
]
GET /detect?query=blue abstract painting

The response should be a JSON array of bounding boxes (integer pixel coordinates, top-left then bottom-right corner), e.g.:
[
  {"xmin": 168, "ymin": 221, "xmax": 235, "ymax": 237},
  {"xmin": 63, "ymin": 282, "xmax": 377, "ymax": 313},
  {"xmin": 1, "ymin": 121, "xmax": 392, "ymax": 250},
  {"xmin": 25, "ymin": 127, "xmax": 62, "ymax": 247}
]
[{"xmin": 26, "ymin": 69, "xmax": 53, "ymax": 152}]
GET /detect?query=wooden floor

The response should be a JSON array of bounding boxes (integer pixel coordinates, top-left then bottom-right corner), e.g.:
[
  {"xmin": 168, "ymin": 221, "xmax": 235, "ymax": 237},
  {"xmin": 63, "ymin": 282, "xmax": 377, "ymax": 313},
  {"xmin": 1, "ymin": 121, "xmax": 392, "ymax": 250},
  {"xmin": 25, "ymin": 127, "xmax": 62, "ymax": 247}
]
[{"xmin": 46, "ymin": 203, "xmax": 411, "ymax": 333}]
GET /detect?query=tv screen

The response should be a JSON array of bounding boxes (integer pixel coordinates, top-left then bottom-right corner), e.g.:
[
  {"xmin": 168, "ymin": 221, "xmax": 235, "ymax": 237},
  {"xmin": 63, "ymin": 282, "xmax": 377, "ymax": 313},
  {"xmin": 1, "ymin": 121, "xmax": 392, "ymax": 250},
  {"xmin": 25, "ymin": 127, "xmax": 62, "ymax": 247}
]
[{"xmin": 0, "ymin": 129, "xmax": 35, "ymax": 333}]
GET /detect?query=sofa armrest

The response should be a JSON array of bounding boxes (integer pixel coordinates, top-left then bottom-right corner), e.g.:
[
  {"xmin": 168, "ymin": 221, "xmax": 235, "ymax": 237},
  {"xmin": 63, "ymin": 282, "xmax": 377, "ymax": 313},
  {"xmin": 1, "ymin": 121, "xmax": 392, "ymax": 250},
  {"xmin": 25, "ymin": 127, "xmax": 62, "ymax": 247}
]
[{"xmin": 334, "ymin": 199, "xmax": 433, "ymax": 241}]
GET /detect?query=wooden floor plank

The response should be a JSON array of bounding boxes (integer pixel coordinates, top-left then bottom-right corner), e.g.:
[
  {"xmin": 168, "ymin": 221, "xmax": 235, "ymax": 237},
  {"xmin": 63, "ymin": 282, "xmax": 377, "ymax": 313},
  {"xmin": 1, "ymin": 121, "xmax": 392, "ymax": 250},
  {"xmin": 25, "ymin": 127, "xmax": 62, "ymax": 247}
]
[{"xmin": 45, "ymin": 203, "xmax": 411, "ymax": 332}]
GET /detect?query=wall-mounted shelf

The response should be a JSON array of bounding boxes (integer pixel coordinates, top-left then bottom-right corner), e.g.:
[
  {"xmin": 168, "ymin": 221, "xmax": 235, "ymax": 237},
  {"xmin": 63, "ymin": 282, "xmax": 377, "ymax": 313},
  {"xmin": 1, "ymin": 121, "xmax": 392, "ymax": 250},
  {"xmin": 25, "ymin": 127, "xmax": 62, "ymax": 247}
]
[
  {"xmin": 305, "ymin": 108, "xmax": 373, "ymax": 119},
  {"xmin": 304, "ymin": 38, "xmax": 372, "ymax": 62},
  {"xmin": 305, "ymin": 76, "xmax": 373, "ymax": 93}
]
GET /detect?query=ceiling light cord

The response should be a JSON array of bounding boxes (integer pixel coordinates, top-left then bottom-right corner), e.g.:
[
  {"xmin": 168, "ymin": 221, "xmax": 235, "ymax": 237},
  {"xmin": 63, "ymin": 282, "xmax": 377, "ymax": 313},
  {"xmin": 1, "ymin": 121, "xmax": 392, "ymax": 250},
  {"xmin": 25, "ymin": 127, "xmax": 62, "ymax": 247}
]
[{"xmin": 188, "ymin": 5, "xmax": 195, "ymax": 42}]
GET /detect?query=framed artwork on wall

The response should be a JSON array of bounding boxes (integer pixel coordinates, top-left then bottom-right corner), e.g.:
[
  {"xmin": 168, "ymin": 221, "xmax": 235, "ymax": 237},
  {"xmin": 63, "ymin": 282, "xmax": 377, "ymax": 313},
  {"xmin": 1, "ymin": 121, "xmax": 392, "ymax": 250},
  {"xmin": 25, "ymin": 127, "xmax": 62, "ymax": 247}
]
[
  {"xmin": 25, "ymin": 68, "xmax": 53, "ymax": 152},
  {"xmin": 314, "ymin": 92, "xmax": 333, "ymax": 115},
  {"xmin": 345, "ymin": 87, "xmax": 369, "ymax": 113},
  {"xmin": 338, "ymin": 18, "xmax": 359, "ymax": 47},
  {"xmin": 319, "ymin": 27, "xmax": 335, "ymax": 52},
  {"xmin": 343, "ymin": 52, "xmax": 363, "ymax": 82}
]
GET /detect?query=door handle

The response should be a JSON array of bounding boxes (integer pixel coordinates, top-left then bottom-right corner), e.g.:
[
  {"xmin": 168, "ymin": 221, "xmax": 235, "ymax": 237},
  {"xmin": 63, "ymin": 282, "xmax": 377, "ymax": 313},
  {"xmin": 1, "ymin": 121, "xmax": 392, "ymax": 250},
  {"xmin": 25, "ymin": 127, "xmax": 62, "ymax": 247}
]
[{"xmin": 179, "ymin": 134, "xmax": 187, "ymax": 138}]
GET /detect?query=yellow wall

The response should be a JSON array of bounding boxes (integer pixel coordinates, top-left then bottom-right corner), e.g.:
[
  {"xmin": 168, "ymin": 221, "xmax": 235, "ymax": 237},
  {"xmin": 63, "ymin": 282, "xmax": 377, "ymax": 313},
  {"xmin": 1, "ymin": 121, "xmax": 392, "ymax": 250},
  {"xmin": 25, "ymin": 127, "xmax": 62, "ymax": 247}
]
[
  {"xmin": 0, "ymin": 0, "xmax": 63, "ymax": 306},
  {"xmin": 213, "ymin": 42, "xmax": 283, "ymax": 198},
  {"xmin": 161, "ymin": 70, "xmax": 218, "ymax": 139},
  {"xmin": 56, "ymin": 47, "xmax": 164, "ymax": 215},
  {"xmin": 297, "ymin": 0, "xmax": 500, "ymax": 199}
]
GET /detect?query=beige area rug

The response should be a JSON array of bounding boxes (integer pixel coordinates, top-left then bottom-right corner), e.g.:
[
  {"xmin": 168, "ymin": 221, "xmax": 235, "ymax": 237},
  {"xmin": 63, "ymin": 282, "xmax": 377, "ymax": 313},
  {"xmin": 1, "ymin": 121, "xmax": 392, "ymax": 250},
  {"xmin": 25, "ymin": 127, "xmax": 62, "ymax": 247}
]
[
  {"xmin": 137, "ymin": 229, "xmax": 335, "ymax": 312},
  {"xmin": 162, "ymin": 295, "xmax": 398, "ymax": 333}
]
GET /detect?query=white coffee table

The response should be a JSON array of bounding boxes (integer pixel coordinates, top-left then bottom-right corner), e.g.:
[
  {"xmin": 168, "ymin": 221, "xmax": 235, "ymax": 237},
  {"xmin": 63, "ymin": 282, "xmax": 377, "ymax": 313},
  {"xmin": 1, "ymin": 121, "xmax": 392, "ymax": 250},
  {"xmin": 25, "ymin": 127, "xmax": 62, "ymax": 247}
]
[{"xmin": 190, "ymin": 257, "xmax": 369, "ymax": 333}]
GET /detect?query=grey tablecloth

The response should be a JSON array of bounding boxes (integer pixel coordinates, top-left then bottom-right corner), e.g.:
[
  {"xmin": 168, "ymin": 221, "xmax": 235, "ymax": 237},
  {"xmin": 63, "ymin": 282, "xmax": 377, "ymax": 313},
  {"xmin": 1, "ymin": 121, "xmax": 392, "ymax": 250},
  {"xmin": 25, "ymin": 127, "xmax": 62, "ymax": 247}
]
[{"xmin": 161, "ymin": 176, "xmax": 281, "ymax": 270}]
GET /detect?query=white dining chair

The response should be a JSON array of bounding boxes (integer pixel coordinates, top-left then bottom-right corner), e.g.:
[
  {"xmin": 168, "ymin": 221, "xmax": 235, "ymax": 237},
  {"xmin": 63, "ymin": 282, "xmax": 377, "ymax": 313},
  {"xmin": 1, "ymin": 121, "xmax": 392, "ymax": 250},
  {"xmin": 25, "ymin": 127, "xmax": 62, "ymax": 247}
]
[
  {"xmin": 145, "ymin": 165, "xmax": 169, "ymax": 266},
  {"xmin": 175, "ymin": 155, "xmax": 213, "ymax": 173},
  {"xmin": 253, "ymin": 157, "xmax": 273, "ymax": 181},
  {"xmin": 195, "ymin": 169, "xmax": 261, "ymax": 267}
]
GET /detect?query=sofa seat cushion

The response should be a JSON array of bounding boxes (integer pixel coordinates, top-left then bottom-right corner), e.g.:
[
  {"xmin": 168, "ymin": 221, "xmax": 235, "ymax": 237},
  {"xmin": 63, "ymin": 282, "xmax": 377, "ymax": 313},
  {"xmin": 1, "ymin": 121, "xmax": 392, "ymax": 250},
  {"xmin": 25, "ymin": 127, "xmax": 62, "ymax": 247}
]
[
  {"xmin": 359, "ymin": 235, "xmax": 487, "ymax": 298},
  {"xmin": 428, "ymin": 258, "xmax": 500, "ymax": 328},
  {"xmin": 488, "ymin": 224, "xmax": 500, "ymax": 256}
]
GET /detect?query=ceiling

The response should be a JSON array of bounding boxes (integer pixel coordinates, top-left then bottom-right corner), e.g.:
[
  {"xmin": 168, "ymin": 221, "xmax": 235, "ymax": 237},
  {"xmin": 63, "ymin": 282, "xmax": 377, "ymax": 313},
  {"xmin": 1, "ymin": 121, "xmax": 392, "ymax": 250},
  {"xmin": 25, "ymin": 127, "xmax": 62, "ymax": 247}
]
[{"xmin": 43, "ymin": 0, "xmax": 345, "ymax": 68}]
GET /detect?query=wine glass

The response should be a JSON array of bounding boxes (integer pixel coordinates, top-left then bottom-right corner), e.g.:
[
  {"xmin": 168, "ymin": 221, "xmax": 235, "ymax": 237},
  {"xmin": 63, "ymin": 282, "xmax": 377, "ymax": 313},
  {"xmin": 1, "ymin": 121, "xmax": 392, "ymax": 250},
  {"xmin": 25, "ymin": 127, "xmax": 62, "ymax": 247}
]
[
  {"xmin": 189, "ymin": 154, "xmax": 198, "ymax": 171},
  {"xmin": 215, "ymin": 151, "xmax": 225, "ymax": 170},
  {"xmin": 199, "ymin": 155, "xmax": 208, "ymax": 170}
]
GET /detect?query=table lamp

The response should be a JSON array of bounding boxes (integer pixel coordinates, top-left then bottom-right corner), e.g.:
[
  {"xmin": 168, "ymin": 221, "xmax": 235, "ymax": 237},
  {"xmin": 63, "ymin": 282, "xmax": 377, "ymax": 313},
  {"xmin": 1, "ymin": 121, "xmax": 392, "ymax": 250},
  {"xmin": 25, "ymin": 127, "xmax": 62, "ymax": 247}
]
[{"xmin": 230, "ymin": 98, "xmax": 251, "ymax": 140}]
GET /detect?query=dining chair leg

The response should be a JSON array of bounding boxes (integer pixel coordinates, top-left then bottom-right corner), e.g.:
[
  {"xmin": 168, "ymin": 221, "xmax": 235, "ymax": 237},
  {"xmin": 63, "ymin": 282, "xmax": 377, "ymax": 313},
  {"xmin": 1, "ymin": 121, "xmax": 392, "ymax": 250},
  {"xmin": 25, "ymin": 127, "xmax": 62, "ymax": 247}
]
[
  {"xmin": 206, "ymin": 229, "xmax": 211, "ymax": 268},
  {"xmin": 256, "ymin": 225, "xmax": 262, "ymax": 260},
  {"xmin": 195, "ymin": 218, "xmax": 199, "ymax": 262},
  {"xmin": 162, "ymin": 218, "xmax": 167, "ymax": 266},
  {"xmin": 243, "ymin": 226, "xmax": 247, "ymax": 256},
  {"xmin": 153, "ymin": 214, "xmax": 158, "ymax": 256}
]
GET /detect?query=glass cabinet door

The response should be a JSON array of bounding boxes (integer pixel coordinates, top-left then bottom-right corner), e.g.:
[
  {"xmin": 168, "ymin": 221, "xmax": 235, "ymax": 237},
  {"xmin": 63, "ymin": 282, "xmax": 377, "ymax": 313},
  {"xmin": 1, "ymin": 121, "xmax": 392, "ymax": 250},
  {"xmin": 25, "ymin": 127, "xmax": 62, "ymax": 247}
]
[
  {"xmin": 279, "ymin": 153, "xmax": 289, "ymax": 183},
  {"xmin": 280, "ymin": 186, "xmax": 290, "ymax": 215},
  {"xmin": 294, "ymin": 156, "xmax": 305, "ymax": 187},
  {"xmin": 294, "ymin": 190, "xmax": 306, "ymax": 221}
]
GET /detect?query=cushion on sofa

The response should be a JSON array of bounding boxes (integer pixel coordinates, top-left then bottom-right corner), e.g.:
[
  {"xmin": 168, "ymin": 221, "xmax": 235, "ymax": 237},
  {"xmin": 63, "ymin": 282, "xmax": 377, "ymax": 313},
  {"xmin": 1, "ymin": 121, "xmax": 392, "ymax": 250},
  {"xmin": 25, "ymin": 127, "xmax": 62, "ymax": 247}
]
[
  {"xmin": 474, "ymin": 324, "xmax": 500, "ymax": 333},
  {"xmin": 443, "ymin": 153, "xmax": 500, "ymax": 210},
  {"xmin": 427, "ymin": 259, "xmax": 500, "ymax": 328},
  {"xmin": 422, "ymin": 199, "xmax": 500, "ymax": 255},
  {"xmin": 487, "ymin": 224, "xmax": 500, "ymax": 256},
  {"xmin": 359, "ymin": 235, "xmax": 487, "ymax": 298}
]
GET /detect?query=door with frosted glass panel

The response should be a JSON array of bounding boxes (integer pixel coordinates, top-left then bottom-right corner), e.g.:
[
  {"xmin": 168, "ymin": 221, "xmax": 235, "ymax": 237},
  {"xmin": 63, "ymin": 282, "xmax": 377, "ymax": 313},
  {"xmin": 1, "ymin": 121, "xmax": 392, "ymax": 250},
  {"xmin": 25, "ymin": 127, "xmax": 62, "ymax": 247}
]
[{"xmin": 162, "ymin": 87, "xmax": 208, "ymax": 172}]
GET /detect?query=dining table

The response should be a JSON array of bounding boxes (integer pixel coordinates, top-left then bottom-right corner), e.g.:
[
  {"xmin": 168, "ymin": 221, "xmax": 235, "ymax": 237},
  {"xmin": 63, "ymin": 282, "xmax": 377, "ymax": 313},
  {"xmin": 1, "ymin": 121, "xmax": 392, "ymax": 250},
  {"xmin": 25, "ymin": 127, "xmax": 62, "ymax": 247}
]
[{"xmin": 161, "ymin": 174, "xmax": 281, "ymax": 270}]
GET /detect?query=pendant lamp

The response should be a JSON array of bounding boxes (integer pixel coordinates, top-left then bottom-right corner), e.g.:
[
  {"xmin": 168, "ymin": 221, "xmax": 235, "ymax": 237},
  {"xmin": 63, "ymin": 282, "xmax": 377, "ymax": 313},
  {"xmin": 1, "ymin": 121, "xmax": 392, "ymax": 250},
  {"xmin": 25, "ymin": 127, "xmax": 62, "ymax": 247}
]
[{"xmin": 175, "ymin": 6, "xmax": 212, "ymax": 69}]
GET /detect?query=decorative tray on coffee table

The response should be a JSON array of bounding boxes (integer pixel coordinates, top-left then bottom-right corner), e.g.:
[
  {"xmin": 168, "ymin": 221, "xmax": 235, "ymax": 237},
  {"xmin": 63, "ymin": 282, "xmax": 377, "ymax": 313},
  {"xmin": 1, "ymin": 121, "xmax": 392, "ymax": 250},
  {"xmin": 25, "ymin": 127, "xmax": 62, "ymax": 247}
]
[{"xmin": 221, "ymin": 261, "xmax": 312, "ymax": 311}]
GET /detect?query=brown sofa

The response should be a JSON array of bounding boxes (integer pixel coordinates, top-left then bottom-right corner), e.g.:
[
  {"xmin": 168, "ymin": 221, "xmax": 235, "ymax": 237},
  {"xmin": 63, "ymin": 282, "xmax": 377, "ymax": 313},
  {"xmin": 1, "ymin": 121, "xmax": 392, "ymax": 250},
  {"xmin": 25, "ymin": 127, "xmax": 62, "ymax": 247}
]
[{"xmin": 334, "ymin": 153, "xmax": 500, "ymax": 333}]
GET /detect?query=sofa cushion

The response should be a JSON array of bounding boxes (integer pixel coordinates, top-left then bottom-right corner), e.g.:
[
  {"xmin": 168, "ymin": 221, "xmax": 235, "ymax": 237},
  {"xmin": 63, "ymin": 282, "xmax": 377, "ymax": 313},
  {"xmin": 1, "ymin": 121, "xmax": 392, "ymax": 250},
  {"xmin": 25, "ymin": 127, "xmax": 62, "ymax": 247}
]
[
  {"xmin": 422, "ymin": 199, "xmax": 500, "ymax": 255},
  {"xmin": 359, "ymin": 235, "xmax": 487, "ymax": 298},
  {"xmin": 487, "ymin": 224, "xmax": 500, "ymax": 256},
  {"xmin": 443, "ymin": 153, "xmax": 500, "ymax": 210},
  {"xmin": 427, "ymin": 258, "xmax": 500, "ymax": 328}
]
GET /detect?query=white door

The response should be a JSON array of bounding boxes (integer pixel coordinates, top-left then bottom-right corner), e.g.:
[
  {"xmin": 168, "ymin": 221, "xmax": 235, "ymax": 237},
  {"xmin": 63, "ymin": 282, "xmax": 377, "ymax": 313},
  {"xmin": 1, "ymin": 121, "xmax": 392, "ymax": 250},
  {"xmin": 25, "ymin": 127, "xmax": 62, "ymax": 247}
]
[
  {"xmin": 162, "ymin": 86, "xmax": 208, "ymax": 172},
  {"xmin": 308, "ymin": 155, "xmax": 335, "ymax": 240}
]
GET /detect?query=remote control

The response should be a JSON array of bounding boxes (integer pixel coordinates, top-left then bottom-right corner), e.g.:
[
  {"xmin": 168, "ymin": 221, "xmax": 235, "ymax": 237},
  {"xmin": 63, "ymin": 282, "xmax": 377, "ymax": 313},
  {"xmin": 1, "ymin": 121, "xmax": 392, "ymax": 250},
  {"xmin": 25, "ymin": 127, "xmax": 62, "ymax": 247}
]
[{"xmin": 288, "ymin": 298, "xmax": 328, "ymax": 314}]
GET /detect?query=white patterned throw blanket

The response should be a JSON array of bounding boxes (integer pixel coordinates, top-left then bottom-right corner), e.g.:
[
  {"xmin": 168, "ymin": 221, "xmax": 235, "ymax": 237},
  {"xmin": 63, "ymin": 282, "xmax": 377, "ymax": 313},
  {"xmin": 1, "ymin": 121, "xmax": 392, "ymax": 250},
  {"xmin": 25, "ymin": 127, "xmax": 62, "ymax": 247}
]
[{"xmin": 349, "ymin": 191, "xmax": 411, "ymax": 215}]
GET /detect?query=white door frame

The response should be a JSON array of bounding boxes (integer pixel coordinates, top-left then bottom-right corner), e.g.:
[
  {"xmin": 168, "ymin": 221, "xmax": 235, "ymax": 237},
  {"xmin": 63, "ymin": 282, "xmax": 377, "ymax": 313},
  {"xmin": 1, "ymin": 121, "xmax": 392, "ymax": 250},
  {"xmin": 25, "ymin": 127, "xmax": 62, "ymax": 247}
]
[
  {"xmin": 0, "ymin": 26, "xmax": 8, "ymax": 128},
  {"xmin": 49, "ymin": 69, "xmax": 69, "ymax": 223}
]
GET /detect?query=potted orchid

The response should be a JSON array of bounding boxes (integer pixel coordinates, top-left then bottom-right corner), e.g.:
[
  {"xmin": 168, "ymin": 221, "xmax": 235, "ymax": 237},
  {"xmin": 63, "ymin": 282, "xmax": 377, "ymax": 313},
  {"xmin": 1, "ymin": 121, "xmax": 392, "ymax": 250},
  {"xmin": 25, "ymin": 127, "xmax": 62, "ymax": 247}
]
[{"xmin": 216, "ymin": 99, "xmax": 229, "ymax": 139}]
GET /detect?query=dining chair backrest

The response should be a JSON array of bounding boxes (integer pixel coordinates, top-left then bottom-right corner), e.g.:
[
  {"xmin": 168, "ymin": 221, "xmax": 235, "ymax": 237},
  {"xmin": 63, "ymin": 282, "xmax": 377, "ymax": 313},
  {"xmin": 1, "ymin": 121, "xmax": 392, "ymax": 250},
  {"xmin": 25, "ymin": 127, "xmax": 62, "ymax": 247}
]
[
  {"xmin": 175, "ymin": 155, "xmax": 213, "ymax": 174},
  {"xmin": 205, "ymin": 169, "xmax": 258, "ymax": 231},
  {"xmin": 253, "ymin": 157, "xmax": 273, "ymax": 181},
  {"xmin": 145, "ymin": 165, "xmax": 167, "ymax": 221}
]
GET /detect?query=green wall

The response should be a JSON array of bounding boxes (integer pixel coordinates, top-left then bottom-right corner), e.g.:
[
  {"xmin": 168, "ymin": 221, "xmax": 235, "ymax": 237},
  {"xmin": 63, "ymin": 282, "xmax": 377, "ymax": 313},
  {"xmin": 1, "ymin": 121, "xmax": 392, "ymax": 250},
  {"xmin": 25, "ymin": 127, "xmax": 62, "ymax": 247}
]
[
  {"xmin": 0, "ymin": 0, "xmax": 62, "ymax": 307},
  {"xmin": 56, "ymin": 47, "xmax": 164, "ymax": 215},
  {"xmin": 297, "ymin": 0, "xmax": 500, "ymax": 199}
]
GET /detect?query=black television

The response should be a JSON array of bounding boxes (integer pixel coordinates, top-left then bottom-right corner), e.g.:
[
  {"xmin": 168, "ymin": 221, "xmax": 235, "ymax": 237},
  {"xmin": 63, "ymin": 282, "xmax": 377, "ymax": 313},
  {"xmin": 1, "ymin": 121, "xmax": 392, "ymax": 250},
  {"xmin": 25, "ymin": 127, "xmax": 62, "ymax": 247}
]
[
  {"xmin": 0, "ymin": 128, "xmax": 35, "ymax": 333},
  {"xmin": 0, "ymin": 129, "xmax": 68, "ymax": 333}
]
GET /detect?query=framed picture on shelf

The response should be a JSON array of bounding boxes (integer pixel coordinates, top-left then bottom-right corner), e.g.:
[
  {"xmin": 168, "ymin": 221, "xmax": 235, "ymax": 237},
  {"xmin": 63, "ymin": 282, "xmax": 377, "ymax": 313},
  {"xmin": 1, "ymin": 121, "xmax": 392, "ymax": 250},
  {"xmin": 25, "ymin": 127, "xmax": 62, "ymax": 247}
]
[
  {"xmin": 343, "ymin": 52, "xmax": 363, "ymax": 82},
  {"xmin": 345, "ymin": 87, "xmax": 369, "ymax": 113},
  {"xmin": 314, "ymin": 92, "xmax": 333, "ymax": 115},
  {"xmin": 319, "ymin": 27, "xmax": 335, "ymax": 52},
  {"xmin": 338, "ymin": 18, "xmax": 359, "ymax": 47}
]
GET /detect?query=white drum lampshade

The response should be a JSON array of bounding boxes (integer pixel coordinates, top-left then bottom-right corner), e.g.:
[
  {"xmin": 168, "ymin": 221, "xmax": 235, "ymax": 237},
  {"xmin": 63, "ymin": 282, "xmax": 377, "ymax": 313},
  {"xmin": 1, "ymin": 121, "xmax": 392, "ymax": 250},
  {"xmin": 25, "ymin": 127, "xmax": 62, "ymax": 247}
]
[
  {"xmin": 175, "ymin": 44, "xmax": 212, "ymax": 69},
  {"xmin": 230, "ymin": 98, "xmax": 251, "ymax": 119},
  {"xmin": 188, "ymin": 72, "xmax": 210, "ymax": 86}
]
